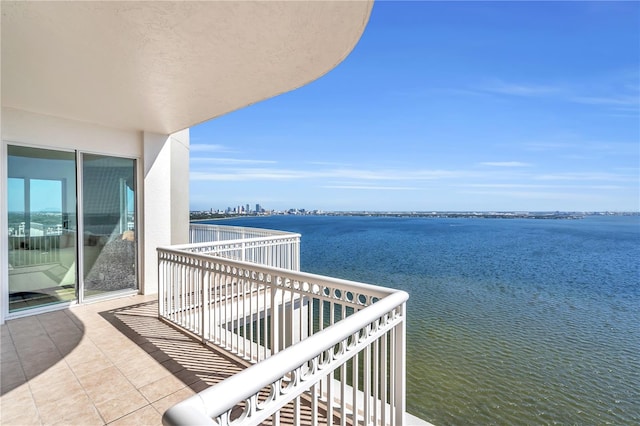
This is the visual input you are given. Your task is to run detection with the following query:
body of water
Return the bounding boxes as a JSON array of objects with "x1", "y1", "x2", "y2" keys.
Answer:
[{"x1": 203, "y1": 215, "x2": 639, "y2": 425}]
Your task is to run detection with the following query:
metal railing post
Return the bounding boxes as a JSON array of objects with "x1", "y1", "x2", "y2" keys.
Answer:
[
  {"x1": 201, "y1": 261, "x2": 208, "y2": 343},
  {"x1": 158, "y1": 251, "x2": 164, "y2": 318},
  {"x1": 393, "y1": 303, "x2": 407, "y2": 426},
  {"x1": 271, "y1": 285, "x2": 280, "y2": 355}
]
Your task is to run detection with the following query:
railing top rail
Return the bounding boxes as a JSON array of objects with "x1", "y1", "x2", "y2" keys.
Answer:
[
  {"x1": 161, "y1": 290, "x2": 409, "y2": 426},
  {"x1": 171, "y1": 233, "x2": 301, "y2": 251},
  {"x1": 190, "y1": 223, "x2": 299, "y2": 237},
  {"x1": 157, "y1": 246, "x2": 396, "y2": 298}
]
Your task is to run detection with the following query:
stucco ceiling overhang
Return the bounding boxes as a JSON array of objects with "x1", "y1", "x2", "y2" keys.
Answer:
[{"x1": 1, "y1": 1, "x2": 373, "y2": 134}]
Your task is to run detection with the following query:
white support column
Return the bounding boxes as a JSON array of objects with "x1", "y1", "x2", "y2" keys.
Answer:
[{"x1": 142, "y1": 129, "x2": 189, "y2": 295}]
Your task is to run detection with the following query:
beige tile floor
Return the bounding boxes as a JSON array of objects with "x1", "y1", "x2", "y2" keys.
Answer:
[{"x1": 0, "y1": 295, "x2": 247, "y2": 425}]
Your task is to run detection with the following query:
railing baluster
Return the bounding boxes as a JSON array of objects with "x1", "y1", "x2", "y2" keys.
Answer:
[
  {"x1": 294, "y1": 395, "x2": 301, "y2": 425},
  {"x1": 327, "y1": 369, "x2": 334, "y2": 426},
  {"x1": 213, "y1": 270, "x2": 219, "y2": 345},
  {"x1": 178, "y1": 258, "x2": 184, "y2": 326},
  {"x1": 312, "y1": 382, "x2": 319, "y2": 426},
  {"x1": 393, "y1": 306, "x2": 406, "y2": 426},
  {"x1": 319, "y1": 300, "x2": 325, "y2": 334},
  {"x1": 248, "y1": 278, "x2": 253, "y2": 361},
  {"x1": 201, "y1": 262, "x2": 206, "y2": 343},
  {"x1": 352, "y1": 348, "x2": 359, "y2": 426},
  {"x1": 241, "y1": 276, "x2": 246, "y2": 358},
  {"x1": 224, "y1": 275, "x2": 229, "y2": 349},
  {"x1": 234, "y1": 276, "x2": 239, "y2": 353},
  {"x1": 381, "y1": 330, "x2": 388, "y2": 425},
  {"x1": 263, "y1": 280, "x2": 268, "y2": 359},
  {"x1": 279, "y1": 285, "x2": 286, "y2": 352},
  {"x1": 271, "y1": 283, "x2": 279, "y2": 355},
  {"x1": 373, "y1": 336, "x2": 380, "y2": 426},
  {"x1": 255, "y1": 282, "x2": 261, "y2": 361},
  {"x1": 365, "y1": 336, "x2": 372, "y2": 425},
  {"x1": 340, "y1": 363, "x2": 347, "y2": 426},
  {"x1": 192, "y1": 260, "x2": 197, "y2": 333},
  {"x1": 158, "y1": 254, "x2": 164, "y2": 318}
]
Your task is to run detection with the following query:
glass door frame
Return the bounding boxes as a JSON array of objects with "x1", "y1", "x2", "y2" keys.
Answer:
[
  {"x1": 77, "y1": 152, "x2": 139, "y2": 304},
  {"x1": 3, "y1": 142, "x2": 79, "y2": 318},
  {"x1": 2, "y1": 141, "x2": 140, "y2": 319}
]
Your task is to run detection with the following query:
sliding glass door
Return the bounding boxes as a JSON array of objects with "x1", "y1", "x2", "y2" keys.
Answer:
[
  {"x1": 82, "y1": 154, "x2": 137, "y2": 299},
  {"x1": 6, "y1": 146, "x2": 138, "y2": 313},
  {"x1": 7, "y1": 146, "x2": 77, "y2": 312}
]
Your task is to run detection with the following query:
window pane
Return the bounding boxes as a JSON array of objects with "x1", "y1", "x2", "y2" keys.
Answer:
[
  {"x1": 82, "y1": 154, "x2": 137, "y2": 297},
  {"x1": 7, "y1": 146, "x2": 77, "y2": 312}
]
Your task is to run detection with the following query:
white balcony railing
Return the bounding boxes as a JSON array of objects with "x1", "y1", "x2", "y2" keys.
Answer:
[
  {"x1": 159, "y1": 224, "x2": 408, "y2": 425},
  {"x1": 182, "y1": 224, "x2": 301, "y2": 271},
  {"x1": 190, "y1": 223, "x2": 300, "y2": 244}
]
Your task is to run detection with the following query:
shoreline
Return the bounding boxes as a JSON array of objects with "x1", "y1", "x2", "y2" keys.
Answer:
[{"x1": 189, "y1": 211, "x2": 640, "y2": 222}]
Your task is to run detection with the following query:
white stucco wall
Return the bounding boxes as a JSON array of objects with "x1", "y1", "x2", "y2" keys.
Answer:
[{"x1": 1, "y1": 108, "x2": 142, "y2": 157}]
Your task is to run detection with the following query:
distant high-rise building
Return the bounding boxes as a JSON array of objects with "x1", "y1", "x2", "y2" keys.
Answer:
[{"x1": 256, "y1": 203, "x2": 261, "y2": 213}]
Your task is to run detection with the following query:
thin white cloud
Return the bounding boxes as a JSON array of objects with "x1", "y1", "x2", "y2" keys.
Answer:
[
  {"x1": 460, "y1": 190, "x2": 600, "y2": 201},
  {"x1": 474, "y1": 77, "x2": 639, "y2": 114},
  {"x1": 479, "y1": 81, "x2": 560, "y2": 97},
  {"x1": 307, "y1": 161, "x2": 354, "y2": 167},
  {"x1": 479, "y1": 161, "x2": 532, "y2": 167},
  {"x1": 522, "y1": 140, "x2": 638, "y2": 157},
  {"x1": 534, "y1": 172, "x2": 636, "y2": 182},
  {"x1": 571, "y1": 94, "x2": 639, "y2": 108},
  {"x1": 191, "y1": 169, "x2": 316, "y2": 181},
  {"x1": 191, "y1": 157, "x2": 277, "y2": 165},
  {"x1": 321, "y1": 185, "x2": 420, "y2": 191},
  {"x1": 190, "y1": 144, "x2": 231, "y2": 153},
  {"x1": 462, "y1": 183, "x2": 624, "y2": 190},
  {"x1": 328, "y1": 168, "x2": 472, "y2": 181},
  {"x1": 522, "y1": 141, "x2": 578, "y2": 152},
  {"x1": 190, "y1": 167, "x2": 479, "y2": 182}
]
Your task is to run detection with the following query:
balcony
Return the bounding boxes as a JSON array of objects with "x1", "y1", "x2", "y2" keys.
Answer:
[{"x1": 1, "y1": 224, "x2": 424, "y2": 425}]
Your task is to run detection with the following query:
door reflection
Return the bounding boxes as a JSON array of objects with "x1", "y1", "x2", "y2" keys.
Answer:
[
  {"x1": 7, "y1": 146, "x2": 77, "y2": 312},
  {"x1": 82, "y1": 154, "x2": 137, "y2": 298}
]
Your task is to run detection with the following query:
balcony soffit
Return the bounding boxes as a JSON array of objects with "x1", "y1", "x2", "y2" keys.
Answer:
[{"x1": 1, "y1": 1, "x2": 373, "y2": 134}]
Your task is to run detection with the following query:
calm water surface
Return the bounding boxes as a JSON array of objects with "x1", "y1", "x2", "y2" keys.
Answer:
[{"x1": 206, "y1": 215, "x2": 640, "y2": 425}]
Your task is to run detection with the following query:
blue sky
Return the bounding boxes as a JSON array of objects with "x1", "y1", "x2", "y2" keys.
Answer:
[{"x1": 190, "y1": 1, "x2": 639, "y2": 212}]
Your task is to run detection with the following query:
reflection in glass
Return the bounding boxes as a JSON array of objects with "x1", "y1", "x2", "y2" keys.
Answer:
[
  {"x1": 82, "y1": 154, "x2": 137, "y2": 297},
  {"x1": 7, "y1": 146, "x2": 77, "y2": 312}
]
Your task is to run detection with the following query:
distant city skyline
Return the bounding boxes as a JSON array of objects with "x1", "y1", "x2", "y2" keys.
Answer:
[
  {"x1": 190, "y1": 1, "x2": 640, "y2": 212},
  {"x1": 192, "y1": 201, "x2": 637, "y2": 215}
]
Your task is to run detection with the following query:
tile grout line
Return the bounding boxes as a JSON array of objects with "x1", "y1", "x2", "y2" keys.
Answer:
[
  {"x1": 78, "y1": 307, "x2": 160, "y2": 425},
  {"x1": 65, "y1": 311, "x2": 140, "y2": 426},
  {"x1": 7, "y1": 321, "x2": 44, "y2": 426},
  {"x1": 37, "y1": 312, "x2": 107, "y2": 426}
]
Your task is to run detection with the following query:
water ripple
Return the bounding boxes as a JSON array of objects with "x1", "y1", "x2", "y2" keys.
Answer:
[{"x1": 217, "y1": 215, "x2": 640, "y2": 424}]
